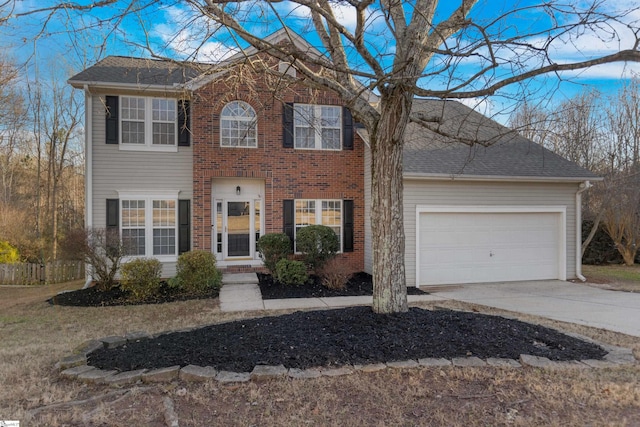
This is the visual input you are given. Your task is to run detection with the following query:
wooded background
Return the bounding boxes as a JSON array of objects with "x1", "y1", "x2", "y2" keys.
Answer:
[{"x1": 0, "y1": 56, "x2": 84, "y2": 263}]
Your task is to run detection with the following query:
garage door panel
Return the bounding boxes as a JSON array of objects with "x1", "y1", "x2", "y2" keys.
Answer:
[{"x1": 418, "y1": 211, "x2": 562, "y2": 286}]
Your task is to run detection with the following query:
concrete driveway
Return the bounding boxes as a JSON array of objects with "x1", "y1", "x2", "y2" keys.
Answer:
[{"x1": 429, "y1": 280, "x2": 640, "y2": 338}]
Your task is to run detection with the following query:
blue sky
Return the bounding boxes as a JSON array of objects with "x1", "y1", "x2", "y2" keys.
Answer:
[{"x1": 2, "y1": 0, "x2": 639, "y2": 117}]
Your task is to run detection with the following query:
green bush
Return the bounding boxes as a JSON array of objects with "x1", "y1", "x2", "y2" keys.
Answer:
[
  {"x1": 120, "y1": 258, "x2": 162, "y2": 300},
  {"x1": 257, "y1": 233, "x2": 292, "y2": 274},
  {"x1": 295, "y1": 225, "x2": 339, "y2": 273},
  {"x1": 275, "y1": 258, "x2": 308, "y2": 286},
  {"x1": 169, "y1": 250, "x2": 222, "y2": 294}
]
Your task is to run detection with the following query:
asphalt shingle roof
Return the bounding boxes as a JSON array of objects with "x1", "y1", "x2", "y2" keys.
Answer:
[
  {"x1": 371, "y1": 99, "x2": 599, "y2": 180},
  {"x1": 68, "y1": 56, "x2": 202, "y2": 87},
  {"x1": 69, "y1": 57, "x2": 598, "y2": 180}
]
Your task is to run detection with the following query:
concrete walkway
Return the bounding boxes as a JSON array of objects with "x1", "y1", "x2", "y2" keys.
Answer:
[
  {"x1": 219, "y1": 273, "x2": 443, "y2": 312},
  {"x1": 219, "y1": 273, "x2": 263, "y2": 312},
  {"x1": 429, "y1": 280, "x2": 640, "y2": 338}
]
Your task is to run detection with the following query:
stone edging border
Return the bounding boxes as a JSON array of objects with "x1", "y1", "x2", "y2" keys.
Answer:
[{"x1": 55, "y1": 329, "x2": 638, "y2": 386}]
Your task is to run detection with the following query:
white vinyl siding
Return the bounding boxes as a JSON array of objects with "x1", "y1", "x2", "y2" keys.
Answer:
[{"x1": 91, "y1": 96, "x2": 192, "y2": 277}]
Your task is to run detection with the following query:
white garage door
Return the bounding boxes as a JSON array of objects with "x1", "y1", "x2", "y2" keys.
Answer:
[{"x1": 418, "y1": 209, "x2": 564, "y2": 286}]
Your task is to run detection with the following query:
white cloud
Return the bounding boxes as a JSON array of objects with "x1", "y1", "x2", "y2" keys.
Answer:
[
  {"x1": 282, "y1": 1, "x2": 383, "y2": 34},
  {"x1": 152, "y1": 6, "x2": 236, "y2": 63},
  {"x1": 457, "y1": 97, "x2": 495, "y2": 116}
]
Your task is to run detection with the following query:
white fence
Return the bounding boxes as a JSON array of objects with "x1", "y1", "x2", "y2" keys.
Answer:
[{"x1": 0, "y1": 261, "x2": 85, "y2": 285}]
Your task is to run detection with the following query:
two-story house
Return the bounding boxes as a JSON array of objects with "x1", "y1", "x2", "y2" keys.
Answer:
[{"x1": 69, "y1": 29, "x2": 599, "y2": 288}]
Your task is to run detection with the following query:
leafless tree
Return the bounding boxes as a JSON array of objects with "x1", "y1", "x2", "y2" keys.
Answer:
[
  {"x1": 6, "y1": 0, "x2": 640, "y2": 312},
  {"x1": 0, "y1": 53, "x2": 84, "y2": 262},
  {"x1": 41, "y1": 78, "x2": 83, "y2": 260},
  {"x1": 553, "y1": 91, "x2": 606, "y2": 173},
  {"x1": 601, "y1": 79, "x2": 640, "y2": 265},
  {"x1": 62, "y1": 227, "x2": 127, "y2": 289},
  {"x1": 509, "y1": 101, "x2": 554, "y2": 149},
  {"x1": 511, "y1": 80, "x2": 640, "y2": 264}
]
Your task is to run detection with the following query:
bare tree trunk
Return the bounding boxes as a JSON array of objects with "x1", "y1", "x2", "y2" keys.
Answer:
[
  {"x1": 51, "y1": 174, "x2": 59, "y2": 260},
  {"x1": 620, "y1": 249, "x2": 636, "y2": 266},
  {"x1": 370, "y1": 89, "x2": 412, "y2": 314},
  {"x1": 581, "y1": 207, "x2": 605, "y2": 257}
]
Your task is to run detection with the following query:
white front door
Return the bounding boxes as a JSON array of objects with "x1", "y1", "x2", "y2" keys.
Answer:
[
  {"x1": 214, "y1": 198, "x2": 262, "y2": 261},
  {"x1": 212, "y1": 179, "x2": 264, "y2": 262}
]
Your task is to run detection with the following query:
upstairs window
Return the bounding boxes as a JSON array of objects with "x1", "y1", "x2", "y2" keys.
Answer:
[
  {"x1": 294, "y1": 104, "x2": 341, "y2": 150},
  {"x1": 120, "y1": 96, "x2": 177, "y2": 151},
  {"x1": 220, "y1": 101, "x2": 257, "y2": 148}
]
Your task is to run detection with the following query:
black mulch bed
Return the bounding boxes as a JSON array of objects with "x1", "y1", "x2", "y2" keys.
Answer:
[
  {"x1": 88, "y1": 306, "x2": 607, "y2": 373},
  {"x1": 258, "y1": 272, "x2": 428, "y2": 299},
  {"x1": 48, "y1": 283, "x2": 220, "y2": 307}
]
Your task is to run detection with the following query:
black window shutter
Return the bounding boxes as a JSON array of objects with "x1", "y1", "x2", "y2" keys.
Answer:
[
  {"x1": 178, "y1": 199, "x2": 191, "y2": 254},
  {"x1": 343, "y1": 200, "x2": 354, "y2": 252},
  {"x1": 106, "y1": 199, "x2": 119, "y2": 229},
  {"x1": 342, "y1": 107, "x2": 353, "y2": 150},
  {"x1": 178, "y1": 100, "x2": 190, "y2": 147},
  {"x1": 106, "y1": 199, "x2": 119, "y2": 252},
  {"x1": 105, "y1": 96, "x2": 119, "y2": 144},
  {"x1": 283, "y1": 199, "x2": 295, "y2": 250},
  {"x1": 283, "y1": 102, "x2": 294, "y2": 148}
]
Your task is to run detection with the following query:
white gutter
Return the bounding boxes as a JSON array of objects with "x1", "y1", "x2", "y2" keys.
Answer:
[
  {"x1": 575, "y1": 180, "x2": 592, "y2": 282},
  {"x1": 68, "y1": 80, "x2": 186, "y2": 92},
  {"x1": 403, "y1": 172, "x2": 603, "y2": 184},
  {"x1": 83, "y1": 85, "x2": 93, "y2": 289}
]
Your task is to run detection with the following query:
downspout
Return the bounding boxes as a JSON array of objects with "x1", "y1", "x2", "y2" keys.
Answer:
[
  {"x1": 575, "y1": 180, "x2": 592, "y2": 282},
  {"x1": 83, "y1": 85, "x2": 93, "y2": 289}
]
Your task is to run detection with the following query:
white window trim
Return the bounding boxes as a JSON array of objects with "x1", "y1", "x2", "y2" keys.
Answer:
[
  {"x1": 118, "y1": 191, "x2": 181, "y2": 262},
  {"x1": 294, "y1": 104, "x2": 342, "y2": 151},
  {"x1": 220, "y1": 101, "x2": 258, "y2": 148},
  {"x1": 294, "y1": 199, "x2": 343, "y2": 253},
  {"x1": 119, "y1": 96, "x2": 178, "y2": 152}
]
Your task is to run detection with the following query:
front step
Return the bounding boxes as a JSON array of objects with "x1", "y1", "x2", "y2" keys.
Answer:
[
  {"x1": 222, "y1": 273, "x2": 259, "y2": 285},
  {"x1": 219, "y1": 265, "x2": 266, "y2": 274}
]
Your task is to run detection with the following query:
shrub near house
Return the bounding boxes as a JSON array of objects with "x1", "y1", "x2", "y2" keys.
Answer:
[
  {"x1": 257, "y1": 233, "x2": 292, "y2": 275},
  {"x1": 168, "y1": 250, "x2": 222, "y2": 295}
]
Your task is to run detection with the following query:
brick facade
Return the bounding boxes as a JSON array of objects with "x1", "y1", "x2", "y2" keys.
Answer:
[{"x1": 191, "y1": 61, "x2": 365, "y2": 272}]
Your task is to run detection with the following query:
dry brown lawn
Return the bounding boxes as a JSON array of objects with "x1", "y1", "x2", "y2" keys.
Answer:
[{"x1": 1, "y1": 282, "x2": 639, "y2": 426}]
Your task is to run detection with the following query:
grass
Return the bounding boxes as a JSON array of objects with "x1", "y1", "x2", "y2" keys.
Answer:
[
  {"x1": 1, "y1": 282, "x2": 639, "y2": 426},
  {"x1": 582, "y1": 264, "x2": 640, "y2": 293}
]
